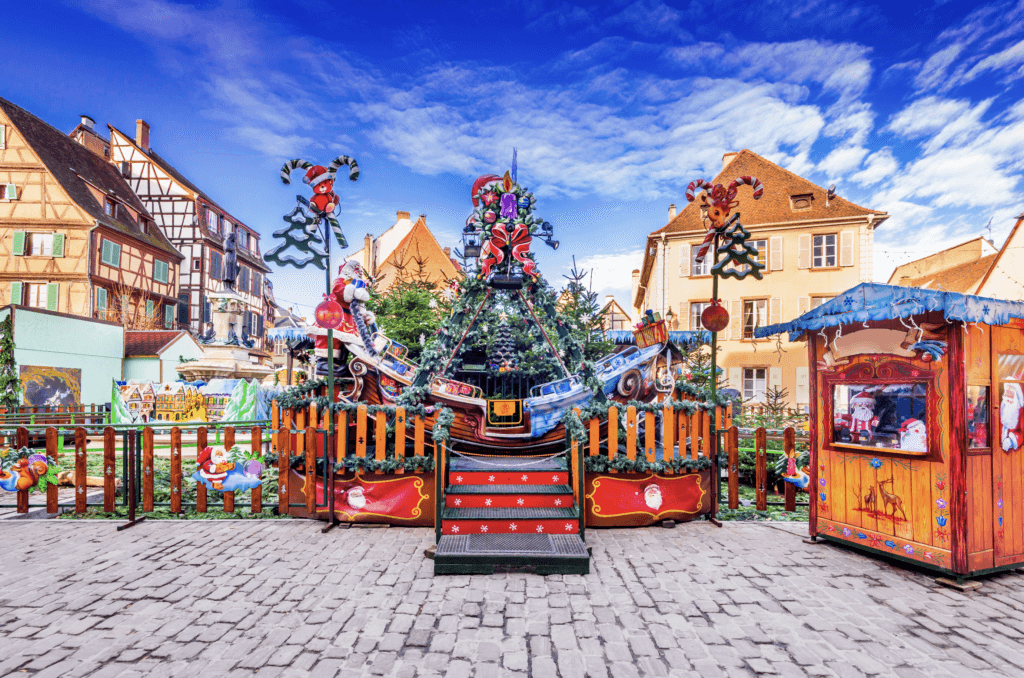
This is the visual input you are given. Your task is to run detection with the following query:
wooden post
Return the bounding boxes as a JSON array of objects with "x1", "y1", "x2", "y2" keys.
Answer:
[
  {"x1": 807, "y1": 338, "x2": 819, "y2": 537},
  {"x1": 608, "y1": 406, "x2": 618, "y2": 471},
  {"x1": 337, "y1": 411, "x2": 348, "y2": 469},
  {"x1": 223, "y1": 426, "x2": 235, "y2": 513},
  {"x1": 103, "y1": 427, "x2": 116, "y2": 512},
  {"x1": 644, "y1": 411, "x2": 656, "y2": 464},
  {"x1": 395, "y1": 407, "x2": 406, "y2": 475},
  {"x1": 45, "y1": 427, "x2": 58, "y2": 514},
  {"x1": 278, "y1": 426, "x2": 290, "y2": 515},
  {"x1": 571, "y1": 408, "x2": 581, "y2": 507},
  {"x1": 305, "y1": 426, "x2": 317, "y2": 514},
  {"x1": 588, "y1": 417, "x2": 599, "y2": 459},
  {"x1": 414, "y1": 415, "x2": 425, "y2": 464},
  {"x1": 784, "y1": 427, "x2": 796, "y2": 512},
  {"x1": 728, "y1": 426, "x2": 739, "y2": 509},
  {"x1": 75, "y1": 427, "x2": 88, "y2": 513},
  {"x1": 689, "y1": 411, "x2": 700, "y2": 459},
  {"x1": 625, "y1": 406, "x2": 637, "y2": 462},
  {"x1": 948, "y1": 322, "x2": 968, "y2": 575},
  {"x1": 170, "y1": 428, "x2": 182, "y2": 514},
  {"x1": 662, "y1": 405, "x2": 674, "y2": 473},
  {"x1": 196, "y1": 427, "x2": 208, "y2": 514},
  {"x1": 251, "y1": 426, "x2": 263, "y2": 514},
  {"x1": 142, "y1": 427, "x2": 155, "y2": 512},
  {"x1": 375, "y1": 411, "x2": 387, "y2": 475},
  {"x1": 755, "y1": 427, "x2": 767, "y2": 511},
  {"x1": 435, "y1": 438, "x2": 446, "y2": 544}
]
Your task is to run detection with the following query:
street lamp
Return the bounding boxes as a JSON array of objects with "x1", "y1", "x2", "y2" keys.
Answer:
[{"x1": 665, "y1": 306, "x2": 676, "y2": 330}]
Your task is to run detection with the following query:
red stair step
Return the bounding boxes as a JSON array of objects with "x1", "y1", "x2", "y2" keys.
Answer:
[
  {"x1": 450, "y1": 471, "x2": 568, "y2": 485},
  {"x1": 441, "y1": 519, "x2": 580, "y2": 535},
  {"x1": 446, "y1": 494, "x2": 573, "y2": 508}
]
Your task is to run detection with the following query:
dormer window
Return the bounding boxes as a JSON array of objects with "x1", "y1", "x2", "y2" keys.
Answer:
[
  {"x1": 790, "y1": 193, "x2": 813, "y2": 211},
  {"x1": 105, "y1": 199, "x2": 117, "y2": 218},
  {"x1": 206, "y1": 208, "x2": 218, "y2": 233}
]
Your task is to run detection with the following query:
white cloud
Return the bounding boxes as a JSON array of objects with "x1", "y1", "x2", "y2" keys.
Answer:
[
  {"x1": 850, "y1": 148, "x2": 898, "y2": 186},
  {"x1": 962, "y1": 38, "x2": 1024, "y2": 83},
  {"x1": 914, "y1": 44, "x2": 963, "y2": 90},
  {"x1": 571, "y1": 249, "x2": 644, "y2": 302},
  {"x1": 818, "y1": 146, "x2": 868, "y2": 179},
  {"x1": 888, "y1": 96, "x2": 972, "y2": 137},
  {"x1": 604, "y1": 0, "x2": 686, "y2": 37}
]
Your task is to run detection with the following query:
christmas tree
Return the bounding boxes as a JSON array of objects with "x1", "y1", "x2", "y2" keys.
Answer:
[
  {"x1": 264, "y1": 206, "x2": 328, "y2": 270},
  {"x1": 557, "y1": 258, "x2": 615, "y2": 362},
  {"x1": 711, "y1": 221, "x2": 765, "y2": 280},
  {"x1": 0, "y1": 314, "x2": 19, "y2": 410}
]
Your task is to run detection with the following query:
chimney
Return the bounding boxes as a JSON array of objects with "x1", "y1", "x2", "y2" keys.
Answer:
[
  {"x1": 396, "y1": 210, "x2": 411, "y2": 221},
  {"x1": 419, "y1": 214, "x2": 427, "y2": 224},
  {"x1": 722, "y1": 151, "x2": 738, "y2": 170},
  {"x1": 899, "y1": 275, "x2": 911, "y2": 286},
  {"x1": 631, "y1": 269, "x2": 641, "y2": 317},
  {"x1": 443, "y1": 247, "x2": 451, "y2": 259},
  {"x1": 80, "y1": 115, "x2": 95, "y2": 131},
  {"x1": 136, "y1": 119, "x2": 150, "y2": 151},
  {"x1": 668, "y1": 204, "x2": 676, "y2": 221},
  {"x1": 364, "y1": 234, "x2": 373, "y2": 275}
]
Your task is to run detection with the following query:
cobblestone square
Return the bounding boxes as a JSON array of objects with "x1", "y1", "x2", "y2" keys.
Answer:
[{"x1": 2, "y1": 519, "x2": 1023, "y2": 677}]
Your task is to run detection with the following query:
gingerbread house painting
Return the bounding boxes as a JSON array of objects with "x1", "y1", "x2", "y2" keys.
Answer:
[{"x1": 757, "y1": 282, "x2": 1024, "y2": 579}]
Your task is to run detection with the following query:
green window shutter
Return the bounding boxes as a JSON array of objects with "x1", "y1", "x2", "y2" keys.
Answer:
[
  {"x1": 12, "y1": 231, "x2": 25, "y2": 256},
  {"x1": 146, "y1": 300, "x2": 154, "y2": 318},
  {"x1": 154, "y1": 259, "x2": 168, "y2": 284},
  {"x1": 3, "y1": 184, "x2": 15, "y2": 200},
  {"x1": 52, "y1": 233, "x2": 65, "y2": 258},
  {"x1": 165, "y1": 304, "x2": 174, "y2": 329},
  {"x1": 46, "y1": 283, "x2": 58, "y2": 311},
  {"x1": 97, "y1": 288, "x2": 107, "y2": 312},
  {"x1": 101, "y1": 239, "x2": 111, "y2": 265},
  {"x1": 113, "y1": 243, "x2": 121, "y2": 267},
  {"x1": 10, "y1": 281, "x2": 22, "y2": 305}
]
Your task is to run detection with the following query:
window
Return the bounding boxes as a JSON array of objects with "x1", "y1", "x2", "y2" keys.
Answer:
[
  {"x1": 101, "y1": 239, "x2": 121, "y2": 267},
  {"x1": 165, "y1": 304, "x2": 174, "y2": 329},
  {"x1": 691, "y1": 245, "x2": 710, "y2": 276},
  {"x1": 96, "y1": 288, "x2": 108, "y2": 319},
  {"x1": 154, "y1": 259, "x2": 169, "y2": 284},
  {"x1": 690, "y1": 302, "x2": 710, "y2": 333},
  {"x1": 26, "y1": 283, "x2": 47, "y2": 310},
  {"x1": 0, "y1": 125, "x2": 5, "y2": 149},
  {"x1": 178, "y1": 292, "x2": 190, "y2": 325},
  {"x1": 750, "y1": 240, "x2": 767, "y2": 268},
  {"x1": 27, "y1": 233, "x2": 53, "y2": 256},
  {"x1": 210, "y1": 251, "x2": 222, "y2": 280},
  {"x1": 742, "y1": 299, "x2": 768, "y2": 340},
  {"x1": 237, "y1": 229, "x2": 247, "y2": 251},
  {"x1": 207, "y1": 209, "x2": 218, "y2": 232},
  {"x1": 239, "y1": 267, "x2": 250, "y2": 292},
  {"x1": 252, "y1": 272, "x2": 262, "y2": 296},
  {"x1": 192, "y1": 258, "x2": 201, "y2": 271},
  {"x1": 743, "y1": 368, "x2": 767, "y2": 402},
  {"x1": 790, "y1": 193, "x2": 813, "y2": 211},
  {"x1": 811, "y1": 296, "x2": 833, "y2": 309},
  {"x1": 146, "y1": 300, "x2": 154, "y2": 318},
  {"x1": 968, "y1": 385, "x2": 990, "y2": 449},
  {"x1": 2, "y1": 183, "x2": 15, "y2": 200},
  {"x1": 104, "y1": 199, "x2": 116, "y2": 217},
  {"x1": 812, "y1": 234, "x2": 837, "y2": 268},
  {"x1": 833, "y1": 383, "x2": 928, "y2": 452}
]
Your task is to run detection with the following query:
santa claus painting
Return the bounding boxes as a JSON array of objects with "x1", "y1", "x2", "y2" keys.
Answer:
[{"x1": 1001, "y1": 382, "x2": 1024, "y2": 452}]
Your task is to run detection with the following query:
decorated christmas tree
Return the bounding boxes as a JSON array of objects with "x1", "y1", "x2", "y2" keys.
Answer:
[{"x1": 0, "y1": 314, "x2": 19, "y2": 410}]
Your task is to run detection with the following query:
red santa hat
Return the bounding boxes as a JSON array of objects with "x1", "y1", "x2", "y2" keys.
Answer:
[
  {"x1": 899, "y1": 418, "x2": 925, "y2": 433},
  {"x1": 1005, "y1": 381, "x2": 1024, "y2": 404},
  {"x1": 303, "y1": 165, "x2": 333, "y2": 188},
  {"x1": 197, "y1": 446, "x2": 213, "y2": 467},
  {"x1": 851, "y1": 391, "x2": 875, "y2": 406}
]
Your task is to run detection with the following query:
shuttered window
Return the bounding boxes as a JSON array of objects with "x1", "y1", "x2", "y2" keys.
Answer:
[
  {"x1": 769, "y1": 236, "x2": 783, "y2": 271},
  {"x1": 678, "y1": 244, "x2": 690, "y2": 277},
  {"x1": 252, "y1": 272, "x2": 262, "y2": 296},
  {"x1": 240, "y1": 267, "x2": 250, "y2": 292},
  {"x1": 210, "y1": 252, "x2": 222, "y2": 280},
  {"x1": 12, "y1": 231, "x2": 25, "y2": 256},
  {"x1": 165, "y1": 304, "x2": 174, "y2": 329},
  {"x1": 10, "y1": 282, "x2": 22, "y2": 305},
  {"x1": 52, "y1": 233, "x2": 64, "y2": 257},
  {"x1": 203, "y1": 301, "x2": 211, "y2": 324},
  {"x1": 46, "y1": 283, "x2": 58, "y2": 311},
  {"x1": 96, "y1": 288, "x2": 107, "y2": 318},
  {"x1": 797, "y1": 234, "x2": 810, "y2": 269},
  {"x1": 154, "y1": 259, "x2": 169, "y2": 284},
  {"x1": 146, "y1": 300, "x2": 154, "y2": 318},
  {"x1": 101, "y1": 239, "x2": 121, "y2": 267},
  {"x1": 178, "y1": 293, "x2": 190, "y2": 325},
  {"x1": 0, "y1": 125, "x2": 5, "y2": 149},
  {"x1": 840, "y1": 230, "x2": 855, "y2": 266}
]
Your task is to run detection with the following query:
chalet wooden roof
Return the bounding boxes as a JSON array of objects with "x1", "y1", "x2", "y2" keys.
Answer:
[
  {"x1": 124, "y1": 330, "x2": 196, "y2": 357},
  {"x1": 0, "y1": 97, "x2": 182, "y2": 260},
  {"x1": 635, "y1": 149, "x2": 888, "y2": 306},
  {"x1": 107, "y1": 124, "x2": 270, "y2": 273}
]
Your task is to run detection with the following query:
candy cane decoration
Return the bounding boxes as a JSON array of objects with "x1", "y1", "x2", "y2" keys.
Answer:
[
  {"x1": 728, "y1": 175, "x2": 763, "y2": 200},
  {"x1": 280, "y1": 159, "x2": 313, "y2": 185},
  {"x1": 686, "y1": 179, "x2": 715, "y2": 203},
  {"x1": 328, "y1": 155, "x2": 360, "y2": 182},
  {"x1": 471, "y1": 174, "x2": 503, "y2": 207}
]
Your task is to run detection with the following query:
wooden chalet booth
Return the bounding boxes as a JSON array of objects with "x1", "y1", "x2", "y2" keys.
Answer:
[{"x1": 756, "y1": 282, "x2": 1024, "y2": 579}]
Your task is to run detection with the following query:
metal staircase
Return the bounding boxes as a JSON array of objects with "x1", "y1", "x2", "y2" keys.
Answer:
[{"x1": 434, "y1": 453, "x2": 590, "y2": 575}]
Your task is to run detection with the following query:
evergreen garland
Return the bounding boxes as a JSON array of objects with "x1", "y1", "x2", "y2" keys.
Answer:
[
  {"x1": 0, "y1": 315, "x2": 20, "y2": 410},
  {"x1": 583, "y1": 454, "x2": 713, "y2": 474}
]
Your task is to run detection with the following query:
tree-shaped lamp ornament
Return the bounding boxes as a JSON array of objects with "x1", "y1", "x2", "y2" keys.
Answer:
[
  {"x1": 270, "y1": 154, "x2": 360, "y2": 533},
  {"x1": 685, "y1": 174, "x2": 765, "y2": 405}
]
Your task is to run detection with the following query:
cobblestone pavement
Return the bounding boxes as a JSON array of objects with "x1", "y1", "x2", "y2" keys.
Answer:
[{"x1": 2, "y1": 520, "x2": 1024, "y2": 678}]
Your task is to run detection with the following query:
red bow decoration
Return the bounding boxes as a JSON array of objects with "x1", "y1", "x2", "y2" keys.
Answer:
[{"x1": 480, "y1": 223, "x2": 536, "y2": 278}]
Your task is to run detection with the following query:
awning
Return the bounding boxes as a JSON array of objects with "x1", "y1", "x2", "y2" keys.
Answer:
[{"x1": 605, "y1": 329, "x2": 710, "y2": 347}]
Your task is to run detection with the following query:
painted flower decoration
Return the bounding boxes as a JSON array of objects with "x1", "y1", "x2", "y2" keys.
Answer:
[
  {"x1": 936, "y1": 516, "x2": 947, "y2": 527},
  {"x1": 903, "y1": 544, "x2": 915, "y2": 555},
  {"x1": 820, "y1": 493, "x2": 827, "y2": 502},
  {"x1": 842, "y1": 528, "x2": 852, "y2": 537},
  {"x1": 998, "y1": 499, "x2": 1004, "y2": 509},
  {"x1": 936, "y1": 498, "x2": 947, "y2": 509},
  {"x1": 819, "y1": 464, "x2": 825, "y2": 472},
  {"x1": 819, "y1": 478, "x2": 827, "y2": 487},
  {"x1": 857, "y1": 533, "x2": 867, "y2": 540},
  {"x1": 924, "y1": 552, "x2": 933, "y2": 560},
  {"x1": 821, "y1": 503, "x2": 830, "y2": 513},
  {"x1": 936, "y1": 480, "x2": 946, "y2": 491},
  {"x1": 884, "y1": 540, "x2": 897, "y2": 549},
  {"x1": 870, "y1": 458, "x2": 882, "y2": 469}
]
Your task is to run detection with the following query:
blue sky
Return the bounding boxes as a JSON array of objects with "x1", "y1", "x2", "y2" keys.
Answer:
[{"x1": 5, "y1": 1, "x2": 1024, "y2": 318}]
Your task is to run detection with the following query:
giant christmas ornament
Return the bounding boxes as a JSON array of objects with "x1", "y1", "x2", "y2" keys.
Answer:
[
  {"x1": 315, "y1": 295, "x2": 345, "y2": 330},
  {"x1": 686, "y1": 175, "x2": 764, "y2": 265},
  {"x1": 700, "y1": 299, "x2": 729, "y2": 333}
]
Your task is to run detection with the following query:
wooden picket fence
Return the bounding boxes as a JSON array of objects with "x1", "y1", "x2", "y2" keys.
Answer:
[
  {"x1": 0, "y1": 404, "x2": 109, "y2": 428},
  {"x1": 721, "y1": 426, "x2": 804, "y2": 512}
]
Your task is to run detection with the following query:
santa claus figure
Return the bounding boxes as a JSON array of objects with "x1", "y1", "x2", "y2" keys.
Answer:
[
  {"x1": 346, "y1": 486, "x2": 367, "y2": 510},
  {"x1": 303, "y1": 165, "x2": 340, "y2": 215},
  {"x1": 643, "y1": 484, "x2": 663, "y2": 511},
  {"x1": 849, "y1": 391, "x2": 879, "y2": 441},
  {"x1": 1001, "y1": 382, "x2": 1024, "y2": 452},
  {"x1": 899, "y1": 418, "x2": 928, "y2": 453},
  {"x1": 197, "y1": 446, "x2": 234, "y2": 491}
]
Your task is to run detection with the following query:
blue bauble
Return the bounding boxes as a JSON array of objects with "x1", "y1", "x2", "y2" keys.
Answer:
[{"x1": 517, "y1": 196, "x2": 530, "y2": 209}]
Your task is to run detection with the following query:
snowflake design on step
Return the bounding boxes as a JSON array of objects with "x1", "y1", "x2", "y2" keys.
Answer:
[
  {"x1": 455, "y1": 475, "x2": 463, "y2": 483},
  {"x1": 521, "y1": 474, "x2": 529, "y2": 481},
  {"x1": 554, "y1": 499, "x2": 562, "y2": 506},
  {"x1": 536, "y1": 525, "x2": 545, "y2": 533},
  {"x1": 454, "y1": 498, "x2": 461, "y2": 506},
  {"x1": 552, "y1": 475, "x2": 561, "y2": 483},
  {"x1": 485, "y1": 498, "x2": 492, "y2": 506},
  {"x1": 510, "y1": 523, "x2": 518, "y2": 531},
  {"x1": 517, "y1": 498, "x2": 525, "y2": 506},
  {"x1": 488, "y1": 475, "x2": 496, "y2": 482},
  {"x1": 451, "y1": 525, "x2": 459, "y2": 533},
  {"x1": 481, "y1": 525, "x2": 488, "y2": 533},
  {"x1": 565, "y1": 523, "x2": 574, "y2": 531}
]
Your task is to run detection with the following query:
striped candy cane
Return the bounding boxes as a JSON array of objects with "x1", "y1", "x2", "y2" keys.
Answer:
[
  {"x1": 280, "y1": 159, "x2": 313, "y2": 185},
  {"x1": 728, "y1": 175, "x2": 764, "y2": 200},
  {"x1": 328, "y1": 155, "x2": 360, "y2": 182},
  {"x1": 686, "y1": 179, "x2": 715, "y2": 202}
]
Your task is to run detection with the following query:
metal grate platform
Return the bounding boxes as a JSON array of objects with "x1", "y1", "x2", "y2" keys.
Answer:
[
  {"x1": 437, "y1": 533, "x2": 588, "y2": 557},
  {"x1": 449, "y1": 455, "x2": 567, "y2": 472},
  {"x1": 447, "y1": 484, "x2": 574, "y2": 495},
  {"x1": 443, "y1": 506, "x2": 578, "y2": 520}
]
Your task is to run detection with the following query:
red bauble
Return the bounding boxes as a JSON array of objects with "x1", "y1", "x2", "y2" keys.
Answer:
[
  {"x1": 315, "y1": 298, "x2": 345, "y2": 330},
  {"x1": 701, "y1": 300, "x2": 729, "y2": 333}
]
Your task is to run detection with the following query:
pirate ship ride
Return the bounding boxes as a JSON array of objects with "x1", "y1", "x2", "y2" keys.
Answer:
[{"x1": 292, "y1": 160, "x2": 700, "y2": 453}]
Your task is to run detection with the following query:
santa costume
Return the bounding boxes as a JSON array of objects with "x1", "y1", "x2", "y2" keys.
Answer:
[{"x1": 1001, "y1": 382, "x2": 1024, "y2": 452}]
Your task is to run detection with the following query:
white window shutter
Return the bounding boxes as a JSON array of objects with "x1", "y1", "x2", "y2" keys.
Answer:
[
  {"x1": 769, "y1": 236, "x2": 783, "y2": 271},
  {"x1": 681, "y1": 303, "x2": 689, "y2": 331},
  {"x1": 768, "y1": 367, "x2": 783, "y2": 391},
  {"x1": 798, "y1": 297, "x2": 810, "y2": 318},
  {"x1": 798, "y1": 234, "x2": 810, "y2": 269},
  {"x1": 840, "y1": 230, "x2": 854, "y2": 267},
  {"x1": 679, "y1": 243, "x2": 690, "y2": 277},
  {"x1": 729, "y1": 367, "x2": 742, "y2": 390},
  {"x1": 770, "y1": 298, "x2": 781, "y2": 326},
  {"x1": 730, "y1": 301, "x2": 742, "y2": 341},
  {"x1": 0, "y1": 125, "x2": 5, "y2": 150},
  {"x1": 795, "y1": 366, "x2": 809, "y2": 404}
]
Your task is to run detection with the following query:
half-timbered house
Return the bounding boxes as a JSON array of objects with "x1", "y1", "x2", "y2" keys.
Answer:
[
  {"x1": 106, "y1": 121, "x2": 271, "y2": 350},
  {"x1": 0, "y1": 99, "x2": 183, "y2": 326}
]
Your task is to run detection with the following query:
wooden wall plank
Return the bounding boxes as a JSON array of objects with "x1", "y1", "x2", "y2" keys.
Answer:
[
  {"x1": 728, "y1": 426, "x2": 739, "y2": 509},
  {"x1": 305, "y1": 426, "x2": 317, "y2": 514},
  {"x1": 223, "y1": 426, "x2": 235, "y2": 513},
  {"x1": 662, "y1": 406, "x2": 674, "y2": 471},
  {"x1": 75, "y1": 427, "x2": 87, "y2": 513},
  {"x1": 45, "y1": 427, "x2": 58, "y2": 514},
  {"x1": 278, "y1": 426, "x2": 290, "y2": 515},
  {"x1": 103, "y1": 427, "x2": 116, "y2": 512},
  {"x1": 644, "y1": 411, "x2": 656, "y2": 463},
  {"x1": 395, "y1": 407, "x2": 406, "y2": 475},
  {"x1": 608, "y1": 407, "x2": 618, "y2": 471},
  {"x1": 375, "y1": 412, "x2": 387, "y2": 475},
  {"x1": 893, "y1": 458, "x2": 915, "y2": 543},
  {"x1": 625, "y1": 406, "x2": 637, "y2": 462},
  {"x1": 589, "y1": 418, "x2": 599, "y2": 458},
  {"x1": 755, "y1": 428, "x2": 767, "y2": 511},
  {"x1": 356, "y1": 405, "x2": 368, "y2": 461},
  {"x1": 413, "y1": 414, "x2": 424, "y2": 464},
  {"x1": 142, "y1": 427, "x2": 154, "y2": 513},
  {"x1": 196, "y1": 427, "x2": 208, "y2": 514},
  {"x1": 251, "y1": 427, "x2": 262, "y2": 514}
]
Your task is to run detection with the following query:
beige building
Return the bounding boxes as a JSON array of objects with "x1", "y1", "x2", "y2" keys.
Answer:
[
  {"x1": 346, "y1": 211, "x2": 462, "y2": 294},
  {"x1": 632, "y1": 149, "x2": 888, "y2": 407},
  {"x1": 600, "y1": 296, "x2": 631, "y2": 331},
  {"x1": 887, "y1": 215, "x2": 1024, "y2": 299}
]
